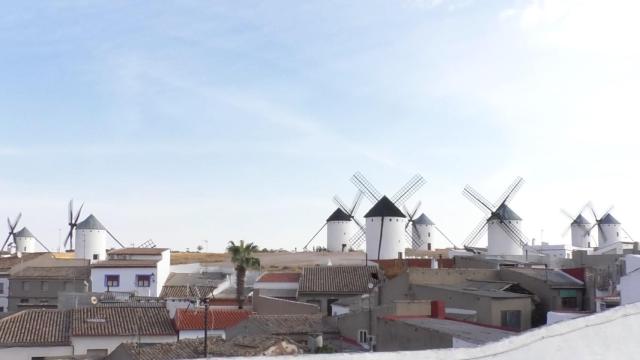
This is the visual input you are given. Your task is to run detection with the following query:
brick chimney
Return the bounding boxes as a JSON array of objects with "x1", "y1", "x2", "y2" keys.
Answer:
[{"x1": 430, "y1": 300, "x2": 445, "y2": 319}]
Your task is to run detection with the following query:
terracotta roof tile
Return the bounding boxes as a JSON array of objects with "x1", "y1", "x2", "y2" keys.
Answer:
[
  {"x1": 0, "y1": 309, "x2": 70, "y2": 346},
  {"x1": 160, "y1": 285, "x2": 216, "y2": 299},
  {"x1": 174, "y1": 309, "x2": 251, "y2": 331},
  {"x1": 72, "y1": 307, "x2": 175, "y2": 336},
  {"x1": 298, "y1": 265, "x2": 379, "y2": 295},
  {"x1": 256, "y1": 272, "x2": 301, "y2": 283}
]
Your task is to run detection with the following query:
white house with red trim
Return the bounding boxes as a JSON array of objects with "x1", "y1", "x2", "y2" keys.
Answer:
[{"x1": 90, "y1": 248, "x2": 170, "y2": 297}]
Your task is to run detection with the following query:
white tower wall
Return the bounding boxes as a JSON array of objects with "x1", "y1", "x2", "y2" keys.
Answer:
[
  {"x1": 14, "y1": 236, "x2": 36, "y2": 253},
  {"x1": 487, "y1": 220, "x2": 523, "y2": 256},
  {"x1": 326, "y1": 221, "x2": 353, "y2": 252},
  {"x1": 75, "y1": 229, "x2": 107, "y2": 262},
  {"x1": 366, "y1": 217, "x2": 406, "y2": 260},
  {"x1": 571, "y1": 224, "x2": 592, "y2": 248},
  {"x1": 412, "y1": 224, "x2": 435, "y2": 251},
  {"x1": 598, "y1": 224, "x2": 621, "y2": 247}
]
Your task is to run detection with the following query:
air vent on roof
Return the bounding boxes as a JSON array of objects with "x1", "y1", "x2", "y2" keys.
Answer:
[{"x1": 86, "y1": 318, "x2": 106, "y2": 323}]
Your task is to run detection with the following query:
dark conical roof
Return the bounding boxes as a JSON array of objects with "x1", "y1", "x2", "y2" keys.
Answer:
[
  {"x1": 600, "y1": 213, "x2": 621, "y2": 225},
  {"x1": 414, "y1": 213, "x2": 435, "y2": 225},
  {"x1": 572, "y1": 214, "x2": 591, "y2": 225},
  {"x1": 77, "y1": 214, "x2": 106, "y2": 230},
  {"x1": 14, "y1": 227, "x2": 35, "y2": 238},
  {"x1": 488, "y1": 204, "x2": 522, "y2": 221},
  {"x1": 326, "y1": 208, "x2": 352, "y2": 222},
  {"x1": 364, "y1": 196, "x2": 406, "y2": 218}
]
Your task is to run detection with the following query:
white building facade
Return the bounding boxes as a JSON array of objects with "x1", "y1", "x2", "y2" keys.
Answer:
[
  {"x1": 364, "y1": 196, "x2": 407, "y2": 260},
  {"x1": 326, "y1": 208, "x2": 354, "y2": 252}
]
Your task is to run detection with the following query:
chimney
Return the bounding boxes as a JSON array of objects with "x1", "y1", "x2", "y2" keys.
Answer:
[{"x1": 430, "y1": 300, "x2": 445, "y2": 319}]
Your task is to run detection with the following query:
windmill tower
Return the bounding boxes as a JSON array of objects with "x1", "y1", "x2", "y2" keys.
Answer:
[
  {"x1": 303, "y1": 191, "x2": 364, "y2": 252},
  {"x1": 14, "y1": 227, "x2": 37, "y2": 253},
  {"x1": 349, "y1": 172, "x2": 425, "y2": 260},
  {"x1": 463, "y1": 177, "x2": 528, "y2": 256},
  {"x1": 74, "y1": 214, "x2": 125, "y2": 262},
  {"x1": 412, "y1": 214, "x2": 436, "y2": 251},
  {"x1": 561, "y1": 204, "x2": 592, "y2": 248},
  {"x1": 1, "y1": 213, "x2": 50, "y2": 254},
  {"x1": 588, "y1": 206, "x2": 623, "y2": 247},
  {"x1": 326, "y1": 191, "x2": 364, "y2": 252}
]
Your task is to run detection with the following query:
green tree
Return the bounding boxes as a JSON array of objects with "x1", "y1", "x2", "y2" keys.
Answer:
[{"x1": 226, "y1": 240, "x2": 260, "y2": 309}]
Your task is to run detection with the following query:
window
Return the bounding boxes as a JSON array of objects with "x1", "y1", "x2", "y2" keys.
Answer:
[
  {"x1": 427, "y1": 243, "x2": 432, "y2": 251},
  {"x1": 0, "y1": 306, "x2": 4, "y2": 312},
  {"x1": 22, "y1": 281, "x2": 30, "y2": 291},
  {"x1": 0, "y1": 283, "x2": 4, "y2": 294},
  {"x1": 93, "y1": 254, "x2": 99, "y2": 260},
  {"x1": 136, "y1": 275, "x2": 151, "y2": 287},
  {"x1": 327, "y1": 298, "x2": 338, "y2": 316},
  {"x1": 562, "y1": 297, "x2": 578, "y2": 309},
  {"x1": 20, "y1": 298, "x2": 29, "y2": 303},
  {"x1": 41, "y1": 281, "x2": 48, "y2": 292},
  {"x1": 501, "y1": 310, "x2": 521, "y2": 331},
  {"x1": 358, "y1": 329, "x2": 368, "y2": 344},
  {"x1": 105, "y1": 275, "x2": 120, "y2": 288}
]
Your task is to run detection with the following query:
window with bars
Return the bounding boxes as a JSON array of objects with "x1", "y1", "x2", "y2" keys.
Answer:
[
  {"x1": 105, "y1": 275, "x2": 120, "y2": 288},
  {"x1": 136, "y1": 275, "x2": 151, "y2": 287}
]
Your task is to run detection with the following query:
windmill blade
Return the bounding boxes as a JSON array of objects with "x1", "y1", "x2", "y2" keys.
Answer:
[
  {"x1": 12, "y1": 213, "x2": 22, "y2": 230},
  {"x1": 68, "y1": 200, "x2": 75, "y2": 223},
  {"x1": 621, "y1": 228, "x2": 634, "y2": 241},
  {"x1": 391, "y1": 174, "x2": 426, "y2": 207},
  {"x1": 303, "y1": 222, "x2": 327, "y2": 250},
  {"x1": 561, "y1": 224, "x2": 572, "y2": 238},
  {"x1": 597, "y1": 223, "x2": 609, "y2": 245},
  {"x1": 560, "y1": 209, "x2": 575, "y2": 222},
  {"x1": 105, "y1": 229, "x2": 125, "y2": 248},
  {"x1": 353, "y1": 218, "x2": 366, "y2": 232},
  {"x1": 435, "y1": 225, "x2": 458, "y2": 249},
  {"x1": 409, "y1": 201, "x2": 422, "y2": 219},
  {"x1": 463, "y1": 218, "x2": 489, "y2": 247},
  {"x1": 64, "y1": 227, "x2": 74, "y2": 248},
  {"x1": 333, "y1": 195, "x2": 350, "y2": 214},
  {"x1": 463, "y1": 186, "x2": 494, "y2": 215},
  {"x1": 494, "y1": 177, "x2": 524, "y2": 208},
  {"x1": 1, "y1": 233, "x2": 12, "y2": 252},
  {"x1": 349, "y1": 191, "x2": 364, "y2": 216},
  {"x1": 411, "y1": 221, "x2": 424, "y2": 248},
  {"x1": 74, "y1": 203, "x2": 85, "y2": 224},
  {"x1": 350, "y1": 172, "x2": 382, "y2": 204},
  {"x1": 348, "y1": 228, "x2": 365, "y2": 248},
  {"x1": 600, "y1": 205, "x2": 615, "y2": 220},
  {"x1": 498, "y1": 221, "x2": 528, "y2": 248},
  {"x1": 32, "y1": 235, "x2": 51, "y2": 253},
  {"x1": 405, "y1": 229, "x2": 422, "y2": 249}
]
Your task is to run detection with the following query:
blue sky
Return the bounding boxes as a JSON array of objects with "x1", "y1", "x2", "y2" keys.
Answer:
[{"x1": 1, "y1": 0, "x2": 639, "y2": 251}]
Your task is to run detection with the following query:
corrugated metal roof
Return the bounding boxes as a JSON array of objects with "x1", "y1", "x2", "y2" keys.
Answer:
[{"x1": 76, "y1": 214, "x2": 106, "y2": 231}]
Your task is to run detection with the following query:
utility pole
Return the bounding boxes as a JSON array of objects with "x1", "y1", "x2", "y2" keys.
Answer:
[{"x1": 204, "y1": 298, "x2": 209, "y2": 359}]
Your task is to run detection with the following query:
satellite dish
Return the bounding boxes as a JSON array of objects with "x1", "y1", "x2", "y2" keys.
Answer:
[{"x1": 90, "y1": 296, "x2": 98, "y2": 305}]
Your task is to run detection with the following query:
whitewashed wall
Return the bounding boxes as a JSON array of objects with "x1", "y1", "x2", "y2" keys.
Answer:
[
  {"x1": 0, "y1": 346, "x2": 73, "y2": 360},
  {"x1": 179, "y1": 329, "x2": 226, "y2": 340},
  {"x1": 0, "y1": 276, "x2": 9, "y2": 312},
  {"x1": 71, "y1": 335, "x2": 177, "y2": 355},
  {"x1": 90, "y1": 267, "x2": 159, "y2": 296}
]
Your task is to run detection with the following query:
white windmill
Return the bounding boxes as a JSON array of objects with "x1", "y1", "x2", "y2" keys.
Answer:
[
  {"x1": 462, "y1": 177, "x2": 529, "y2": 256},
  {"x1": 561, "y1": 203, "x2": 593, "y2": 248},
  {"x1": 587, "y1": 205, "x2": 633, "y2": 247},
  {"x1": 349, "y1": 172, "x2": 425, "y2": 260},
  {"x1": 303, "y1": 191, "x2": 365, "y2": 252},
  {"x1": 65, "y1": 200, "x2": 125, "y2": 262},
  {"x1": 404, "y1": 203, "x2": 456, "y2": 251},
  {"x1": 1, "y1": 213, "x2": 50, "y2": 254}
]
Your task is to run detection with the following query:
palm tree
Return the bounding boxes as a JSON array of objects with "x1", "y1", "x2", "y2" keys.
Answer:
[{"x1": 226, "y1": 240, "x2": 260, "y2": 309}]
